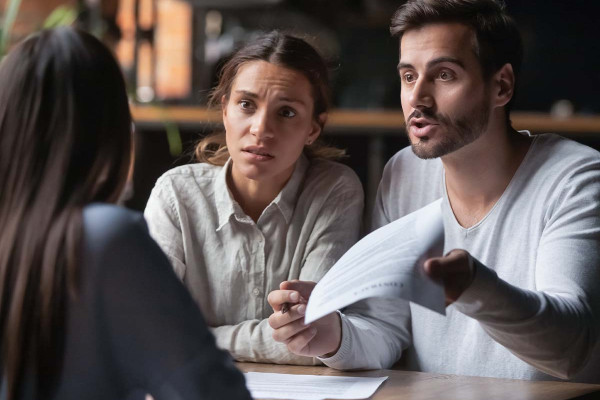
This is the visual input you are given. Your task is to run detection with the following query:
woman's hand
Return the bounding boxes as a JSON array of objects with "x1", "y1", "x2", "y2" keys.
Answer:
[{"x1": 267, "y1": 280, "x2": 342, "y2": 358}]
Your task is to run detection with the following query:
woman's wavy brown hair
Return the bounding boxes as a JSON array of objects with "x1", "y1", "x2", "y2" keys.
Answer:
[
  {"x1": 0, "y1": 28, "x2": 132, "y2": 399},
  {"x1": 195, "y1": 31, "x2": 345, "y2": 165}
]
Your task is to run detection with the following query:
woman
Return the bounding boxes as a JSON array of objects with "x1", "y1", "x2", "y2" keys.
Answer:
[
  {"x1": 0, "y1": 28, "x2": 250, "y2": 400},
  {"x1": 144, "y1": 32, "x2": 364, "y2": 365}
]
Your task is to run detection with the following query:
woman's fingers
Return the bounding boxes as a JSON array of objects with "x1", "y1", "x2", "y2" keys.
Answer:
[
  {"x1": 271, "y1": 313, "x2": 311, "y2": 343},
  {"x1": 269, "y1": 303, "x2": 306, "y2": 329},
  {"x1": 286, "y1": 327, "x2": 318, "y2": 356},
  {"x1": 267, "y1": 289, "x2": 301, "y2": 311}
]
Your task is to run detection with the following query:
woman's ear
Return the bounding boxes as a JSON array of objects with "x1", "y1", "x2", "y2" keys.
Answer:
[
  {"x1": 492, "y1": 63, "x2": 515, "y2": 108},
  {"x1": 307, "y1": 112, "x2": 327, "y2": 144},
  {"x1": 221, "y1": 95, "x2": 230, "y2": 133},
  {"x1": 221, "y1": 95, "x2": 228, "y2": 116}
]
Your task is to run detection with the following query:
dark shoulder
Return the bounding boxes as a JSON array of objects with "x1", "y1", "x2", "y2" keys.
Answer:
[
  {"x1": 82, "y1": 203, "x2": 175, "y2": 283},
  {"x1": 82, "y1": 203, "x2": 149, "y2": 254}
]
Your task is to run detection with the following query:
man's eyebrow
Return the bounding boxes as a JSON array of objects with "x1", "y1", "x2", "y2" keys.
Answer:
[
  {"x1": 397, "y1": 57, "x2": 465, "y2": 71},
  {"x1": 427, "y1": 57, "x2": 465, "y2": 69},
  {"x1": 397, "y1": 62, "x2": 413, "y2": 71}
]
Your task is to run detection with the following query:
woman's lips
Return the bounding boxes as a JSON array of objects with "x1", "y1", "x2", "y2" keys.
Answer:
[{"x1": 242, "y1": 147, "x2": 274, "y2": 161}]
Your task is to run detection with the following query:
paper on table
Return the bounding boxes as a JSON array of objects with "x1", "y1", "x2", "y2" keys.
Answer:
[
  {"x1": 305, "y1": 198, "x2": 445, "y2": 324},
  {"x1": 244, "y1": 372, "x2": 388, "y2": 400}
]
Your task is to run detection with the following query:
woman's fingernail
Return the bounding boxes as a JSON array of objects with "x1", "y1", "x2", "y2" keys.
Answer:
[
  {"x1": 297, "y1": 305, "x2": 306, "y2": 315},
  {"x1": 290, "y1": 292, "x2": 299, "y2": 302}
]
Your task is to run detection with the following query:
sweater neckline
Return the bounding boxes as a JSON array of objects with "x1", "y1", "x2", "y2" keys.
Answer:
[{"x1": 441, "y1": 131, "x2": 539, "y2": 233}]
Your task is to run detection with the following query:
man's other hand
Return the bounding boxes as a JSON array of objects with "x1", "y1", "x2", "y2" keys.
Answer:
[{"x1": 424, "y1": 249, "x2": 475, "y2": 305}]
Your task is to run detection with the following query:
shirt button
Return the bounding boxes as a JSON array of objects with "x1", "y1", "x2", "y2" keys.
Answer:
[{"x1": 253, "y1": 288, "x2": 260, "y2": 296}]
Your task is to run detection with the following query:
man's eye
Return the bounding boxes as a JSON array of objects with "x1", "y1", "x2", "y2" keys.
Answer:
[
  {"x1": 280, "y1": 108, "x2": 296, "y2": 118},
  {"x1": 403, "y1": 73, "x2": 415, "y2": 83},
  {"x1": 439, "y1": 71, "x2": 453, "y2": 80}
]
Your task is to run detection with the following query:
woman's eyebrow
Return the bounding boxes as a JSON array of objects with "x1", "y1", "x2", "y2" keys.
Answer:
[
  {"x1": 233, "y1": 90, "x2": 259, "y2": 98},
  {"x1": 278, "y1": 96, "x2": 308, "y2": 106}
]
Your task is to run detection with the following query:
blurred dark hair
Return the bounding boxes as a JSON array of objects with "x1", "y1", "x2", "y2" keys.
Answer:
[
  {"x1": 196, "y1": 31, "x2": 345, "y2": 165},
  {"x1": 0, "y1": 27, "x2": 132, "y2": 399},
  {"x1": 390, "y1": 0, "x2": 523, "y2": 119}
]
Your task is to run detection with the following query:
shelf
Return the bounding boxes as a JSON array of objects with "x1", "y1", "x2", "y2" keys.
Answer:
[{"x1": 131, "y1": 105, "x2": 600, "y2": 135}]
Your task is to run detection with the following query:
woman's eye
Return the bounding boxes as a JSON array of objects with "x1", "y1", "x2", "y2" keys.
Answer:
[
  {"x1": 280, "y1": 108, "x2": 296, "y2": 118},
  {"x1": 239, "y1": 100, "x2": 253, "y2": 110}
]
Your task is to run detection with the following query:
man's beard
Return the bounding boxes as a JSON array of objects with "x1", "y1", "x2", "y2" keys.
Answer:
[{"x1": 407, "y1": 101, "x2": 490, "y2": 160}]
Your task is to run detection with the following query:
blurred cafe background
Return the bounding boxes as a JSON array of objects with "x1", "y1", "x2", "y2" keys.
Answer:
[{"x1": 3, "y1": 0, "x2": 600, "y2": 222}]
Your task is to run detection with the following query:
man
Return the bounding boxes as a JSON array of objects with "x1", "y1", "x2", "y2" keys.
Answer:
[{"x1": 267, "y1": 0, "x2": 600, "y2": 382}]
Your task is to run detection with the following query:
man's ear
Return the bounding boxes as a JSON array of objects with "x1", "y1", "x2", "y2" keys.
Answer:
[{"x1": 492, "y1": 63, "x2": 515, "y2": 108}]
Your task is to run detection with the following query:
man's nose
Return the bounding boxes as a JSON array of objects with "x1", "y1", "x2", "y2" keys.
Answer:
[{"x1": 408, "y1": 78, "x2": 434, "y2": 110}]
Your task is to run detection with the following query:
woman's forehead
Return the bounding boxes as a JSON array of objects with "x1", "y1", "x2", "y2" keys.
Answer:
[{"x1": 230, "y1": 60, "x2": 313, "y2": 103}]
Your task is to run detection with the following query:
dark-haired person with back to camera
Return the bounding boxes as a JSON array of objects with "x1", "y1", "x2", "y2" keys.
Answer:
[
  {"x1": 144, "y1": 31, "x2": 364, "y2": 366},
  {"x1": 0, "y1": 27, "x2": 251, "y2": 400},
  {"x1": 268, "y1": 0, "x2": 600, "y2": 383}
]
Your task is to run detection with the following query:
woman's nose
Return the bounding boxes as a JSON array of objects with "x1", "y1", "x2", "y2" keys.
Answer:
[{"x1": 249, "y1": 110, "x2": 274, "y2": 140}]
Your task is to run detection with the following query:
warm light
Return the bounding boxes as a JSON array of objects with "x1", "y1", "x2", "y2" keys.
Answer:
[
  {"x1": 116, "y1": 0, "x2": 192, "y2": 101},
  {"x1": 155, "y1": 0, "x2": 192, "y2": 99}
]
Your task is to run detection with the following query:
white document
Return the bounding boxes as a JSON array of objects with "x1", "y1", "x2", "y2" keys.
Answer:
[
  {"x1": 305, "y1": 198, "x2": 445, "y2": 324},
  {"x1": 244, "y1": 372, "x2": 388, "y2": 400}
]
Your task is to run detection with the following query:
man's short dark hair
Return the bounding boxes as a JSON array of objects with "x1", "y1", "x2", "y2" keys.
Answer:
[{"x1": 390, "y1": 0, "x2": 523, "y2": 116}]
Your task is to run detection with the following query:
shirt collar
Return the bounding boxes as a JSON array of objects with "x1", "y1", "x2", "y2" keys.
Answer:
[
  {"x1": 215, "y1": 158, "x2": 242, "y2": 230},
  {"x1": 214, "y1": 154, "x2": 310, "y2": 230},
  {"x1": 274, "y1": 153, "x2": 309, "y2": 224}
]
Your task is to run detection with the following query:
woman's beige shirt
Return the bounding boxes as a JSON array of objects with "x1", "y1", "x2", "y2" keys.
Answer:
[{"x1": 144, "y1": 155, "x2": 363, "y2": 364}]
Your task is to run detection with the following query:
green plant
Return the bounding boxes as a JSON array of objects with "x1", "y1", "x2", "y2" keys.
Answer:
[
  {"x1": 0, "y1": 0, "x2": 22, "y2": 59},
  {"x1": 43, "y1": 5, "x2": 77, "y2": 29},
  {"x1": 0, "y1": 1, "x2": 183, "y2": 157},
  {"x1": 161, "y1": 109, "x2": 183, "y2": 157},
  {"x1": 1, "y1": 0, "x2": 79, "y2": 61}
]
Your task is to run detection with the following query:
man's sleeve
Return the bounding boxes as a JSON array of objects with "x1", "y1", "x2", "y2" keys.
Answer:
[
  {"x1": 454, "y1": 160, "x2": 600, "y2": 379},
  {"x1": 319, "y1": 164, "x2": 413, "y2": 370}
]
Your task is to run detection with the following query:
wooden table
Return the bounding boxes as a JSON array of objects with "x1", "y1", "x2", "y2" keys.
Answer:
[{"x1": 237, "y1": 362, "x2": 600, "y2": 400}]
